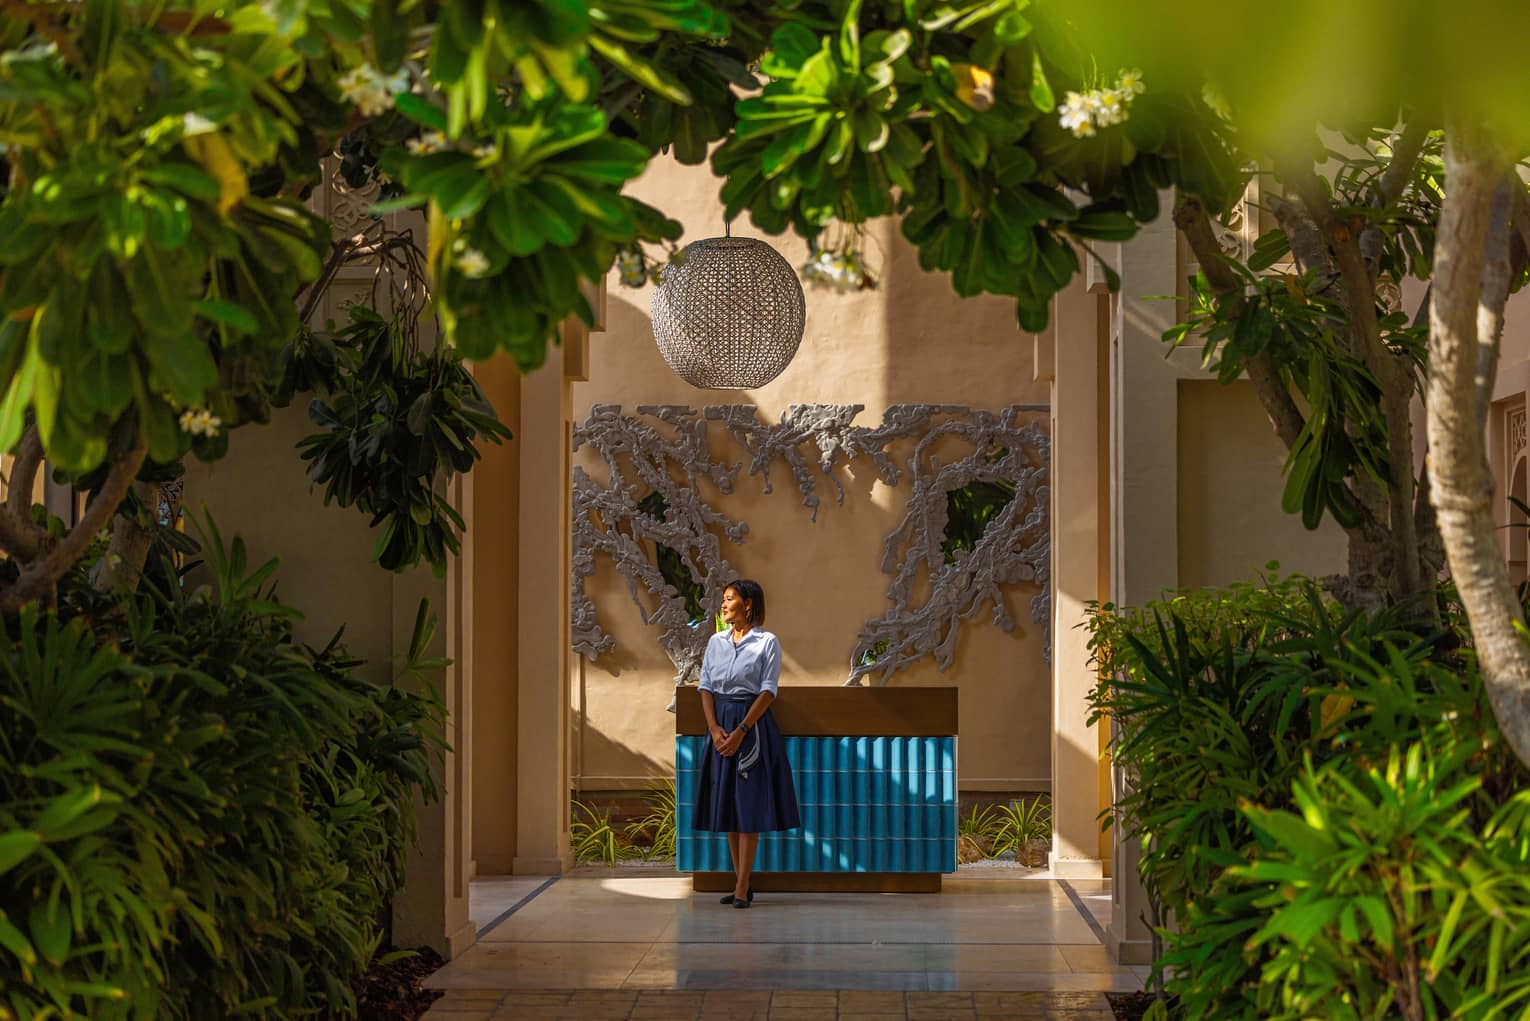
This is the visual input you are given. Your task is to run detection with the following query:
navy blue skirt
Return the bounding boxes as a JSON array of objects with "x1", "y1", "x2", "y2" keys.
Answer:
[{"x1": 692, "y1": 696, "x2": 801, "y2": 834}]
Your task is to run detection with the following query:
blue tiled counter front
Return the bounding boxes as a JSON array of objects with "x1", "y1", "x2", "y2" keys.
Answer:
[{"x1": 677, "y1": 735, "x2": 958, "y2": 873}]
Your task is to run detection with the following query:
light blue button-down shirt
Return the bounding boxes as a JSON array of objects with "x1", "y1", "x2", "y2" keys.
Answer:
[{"x1": 697, "y1": 629, "x2": 782, "y2": 697}]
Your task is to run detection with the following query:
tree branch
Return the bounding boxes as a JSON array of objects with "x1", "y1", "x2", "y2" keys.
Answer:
[
  {"x1": 1428, "y1": 120, "x2": 1530, "y2": 768},
  {"x1": 1285, "y1": 160, "x2": 1428, "y2": 602},
  {"x1": 297, "y1": 224, "x2": 381, "y2": 326},
  {"x1": 0, "y1": 506, "x2": 43, "y2": 561},
  {"x1": 1268, "y1": 194, "x2": 1336, "y2": 282},
  {"x1": 0, "y1": 424, "x2": 48, "y2": 561},
  {"x1": 0, "y1": 434, "x2": 147, "y2": 612},
  {"x1": 93, "y1": 482, "x2": 160, "y2": 596},
  {"x1": 1283, "y1": 163, "x2": 1391, "y2": 376},
  {"x1": 1174, "y1": 192, "x2": 1309, "y2": 452},
  {"x1": 1378, "y1": 120, "x2": 1429, "y2": 211},
  {"x1": 7, "y1": 424, "x2": 43, "y2": 519},
  {"x1": 1172, "y1": 191, "x2": 1242, "y2": 293}
]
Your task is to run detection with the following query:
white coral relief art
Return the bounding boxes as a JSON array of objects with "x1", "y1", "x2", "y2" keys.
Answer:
[{"x1": 571, "y1": 404, "x2": 1051, "y2": 688}]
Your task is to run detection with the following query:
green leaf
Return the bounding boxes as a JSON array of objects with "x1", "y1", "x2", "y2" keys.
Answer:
[
  {"x1": 1029, "y1": 51, "x2": 1055, "y2": 113},
  {"x1": 0, "y1": 913, "x2": 37, "y2": 966},
  {"x1": 0, "y1": 831, "x2": 41, "y2": 876},
  {"x1": 141, "y1": 163, "x2": 221, "y2": 203},
  {"x1": 0, "y1": 330, "x2": 40, "y2": 453},
  {"x1": 1249, "y1": 230, "x2": 1291, "y2": 272},
  {"x1": 371, "y1": 0, "x2": 411, "y2": 70},
  {"x1": 192, "y1": 299, "x2": 260, "y2": 335},
  {"x1": 29, "y1": 900, "x2": 69, "y2": 967},
  {"x1": 487, "y1": 193, "x2": 544, "y2": 256},
  {"x1": 128, "y1": 249, "x2": 194, "y2": 338},
  {"x1": 1244, "y1": 805, "x2": 1335, "y2": 859},
  {"x1": 394, "y1": 92, "x2": 449, "y2": 132},
  {"x1": 588, "y1": 35, "x2": 692, "y2": 105}
]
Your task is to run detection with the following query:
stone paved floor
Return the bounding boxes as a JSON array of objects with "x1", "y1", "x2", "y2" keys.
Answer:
[
  {"x1": 422, "y1": 874, "x2": 1138, "y2": 1020},
  {"x1": 424, "y1": 989, "x2": 1116, "y2": 1019}
]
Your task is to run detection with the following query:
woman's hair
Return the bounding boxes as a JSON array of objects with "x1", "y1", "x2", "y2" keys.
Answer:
[{"x1": 725, "y1": 578, "x2": 766, "y2": 627}]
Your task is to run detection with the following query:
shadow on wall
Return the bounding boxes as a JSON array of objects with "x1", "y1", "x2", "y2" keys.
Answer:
[
  {"x1": 576, "y1": 703, "x2": 671, "y2": 784},
  {"x1": 881, "y1": 216, "x2": 1047, "y2": 406}
]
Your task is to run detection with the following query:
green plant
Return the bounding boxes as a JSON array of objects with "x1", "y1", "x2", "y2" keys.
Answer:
[
  {"x1": 0, "y1": 1, "x2": 1248, "y2": 612},
  {"x1": 990, "y1": 797, "x2": 1050, "y2": 856},
  {"x1": 292, "y1": 305, "x2": 511, "y2": 574},
  {"x1": 942, "y1": 475, "x2": 1016, "y2": 565},
  {"x1": 571, "y1": 801, "x2": 639, "y2": 866},
  {"x1": 1088, "y1": 575, "x2": 1530, "y2": 1019},
  {"x1": 0, "y1": 516, "x2": 444, "y2": 1019},
  {"x1": 624, "y1": 782, "x2": 678, "y2": 861},
  {"x1": 1232, "y1": 744, "x2": 1530, "y2": 1021},
  {"x1": 958, "y1": 803, "x2": 1002, "y2": 842}
]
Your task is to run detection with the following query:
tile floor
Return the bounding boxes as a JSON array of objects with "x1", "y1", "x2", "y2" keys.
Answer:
[{"x1": 423, "y1": 872, "x2": 1144, "y2": 1020}]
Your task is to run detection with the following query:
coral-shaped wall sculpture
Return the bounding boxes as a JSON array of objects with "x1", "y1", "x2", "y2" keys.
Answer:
[{"x1": 571, "y1": 404, "x2": 1050, "y2": 685}]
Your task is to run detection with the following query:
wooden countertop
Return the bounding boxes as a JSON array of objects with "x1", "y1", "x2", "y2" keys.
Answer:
[{"x1": 674, "y1": 685, "x2": 958, "y2": 737}]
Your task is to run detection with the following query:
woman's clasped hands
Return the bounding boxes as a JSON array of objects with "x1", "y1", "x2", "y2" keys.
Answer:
[{"x1": 710, "y1": 725, "x2": 744, "y2": 757}]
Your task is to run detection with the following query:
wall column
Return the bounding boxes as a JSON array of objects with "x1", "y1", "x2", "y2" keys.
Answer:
[
  {"x1": 393, "y1": 471, "x2": 475, "y2": 957},
  {"x1": 1108, "y1": 209, "x2": 1182, "y2": 964},
  {"x1": 1049, "y1": 274, "x2": 1104, "y2": 879},
  {"x1": 514, "y1": 306, "x2": 594, "y2": 874}
]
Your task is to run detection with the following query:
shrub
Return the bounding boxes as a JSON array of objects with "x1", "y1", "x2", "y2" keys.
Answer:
[
  {"x1": 990, "y1": 797, "x2": 1051, "y2": 857},
  {"x1": 0, "y1": 522, "x2": 443, "y2": 1019},
  {"x1": 570, "y1": 802, "x2": 638, "y2": 866},
  {"x1": 1088, "y1": 573, "x2": 1530, "y2": 1020},
  {"x1": 958, "y1": 803, "x2": 1003, "y2": 842},
  {"x1": 624, "y1": 782, "x2": 677, "y2": 861}
]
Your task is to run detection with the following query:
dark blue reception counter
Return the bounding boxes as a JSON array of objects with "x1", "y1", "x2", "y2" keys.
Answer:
[{"x1": 674, "y1": 686, "x2": 959, "y2": 892}]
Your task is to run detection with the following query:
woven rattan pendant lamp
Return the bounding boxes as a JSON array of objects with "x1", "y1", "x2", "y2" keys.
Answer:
[{"x1": 650, "y1": 228, "x2": 806, "y2": 389}]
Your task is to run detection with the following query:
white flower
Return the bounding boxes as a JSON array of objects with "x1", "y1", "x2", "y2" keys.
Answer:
[
  {"x1": 472, "y1": 142, "x2": 499, "y2": 160},
  {"x1": 182, "y1": 112, "x2": 217, "y2": 136},
  {"x1": 406, "y1": 130, "x2": 449, "y2": 156},
  {"x1": 616, "y1": 250, "x2": 647, "y2": 288},
  {"x1": 454, "y1": 246, "x2": 490, "y2": 277},
  {"x1": 1093, "y1": 89, "x2": 1127, "y2": 128},
  {"x1": 178, "y1": 408, "x2": 222, "y2": 438},
  {"x1": 800, "y1": 247, "x2": 866, "y2": 292},
  {"x1": 338, "y1": 63, "x2": 410, "y2": 117},
  {"x1": 1058, "y1": 92, "x2": 1096, "y2": 138},
  {"x1": 1058, "y1": 70, "x2": 1144, "y2": 138}
]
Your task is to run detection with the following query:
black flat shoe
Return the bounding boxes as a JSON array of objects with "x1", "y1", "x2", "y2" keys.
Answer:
[
  {"x1": 718, "y1": 886, "x2": 754, "y2": 905},
  {"x1": 733, "y1": 897, "x2": 752, "y2": 909}
]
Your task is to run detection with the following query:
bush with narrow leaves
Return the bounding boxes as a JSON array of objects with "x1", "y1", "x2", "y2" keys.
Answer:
[
  {"x1": 0, "y1": 519, "x2": 443, "y2": 1019},
  {"x1": 1089, "y1": 574, "x2": 1530, "y2": 1020}
]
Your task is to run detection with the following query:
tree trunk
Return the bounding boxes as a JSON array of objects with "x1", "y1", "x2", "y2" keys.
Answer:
[
  {"x1": 93, "y1": 481, "x2": 160, "y2": 595},
  {"x1": 1427, "y1": 122, "x2": 1530, "y2": 767}
]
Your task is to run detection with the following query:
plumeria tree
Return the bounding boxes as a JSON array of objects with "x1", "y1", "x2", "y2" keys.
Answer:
[
  {"x1": 1061, "y1": 0, "x2": 1530, "y2": 765},
  {"x1": 0, "y1": 0, "x2": 1241, "y2": 612}
]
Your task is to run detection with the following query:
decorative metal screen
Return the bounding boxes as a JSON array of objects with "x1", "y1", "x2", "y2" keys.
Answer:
[
  {"x1": 650, "y1": 237, "x2": 806, "y2": 389},
  {"x1": 676, "y1": 736, "x2": 958, "y2": 873}
]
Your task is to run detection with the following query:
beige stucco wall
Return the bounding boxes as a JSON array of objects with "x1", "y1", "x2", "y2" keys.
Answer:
[
  {"x1": 183, "y1": 402, "x2": 430, "y2": 682},
  {"x1": 1176, "y1": 380, "x2": 1348, "y2": 587},
  {"x1": 571, "y1": 155, "x2": 1052, "y2": 794}
]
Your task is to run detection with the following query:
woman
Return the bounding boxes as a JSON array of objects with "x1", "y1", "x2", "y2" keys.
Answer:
[{"x1": 693, "y1": 579, "x2": 801, "y2": 908}]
